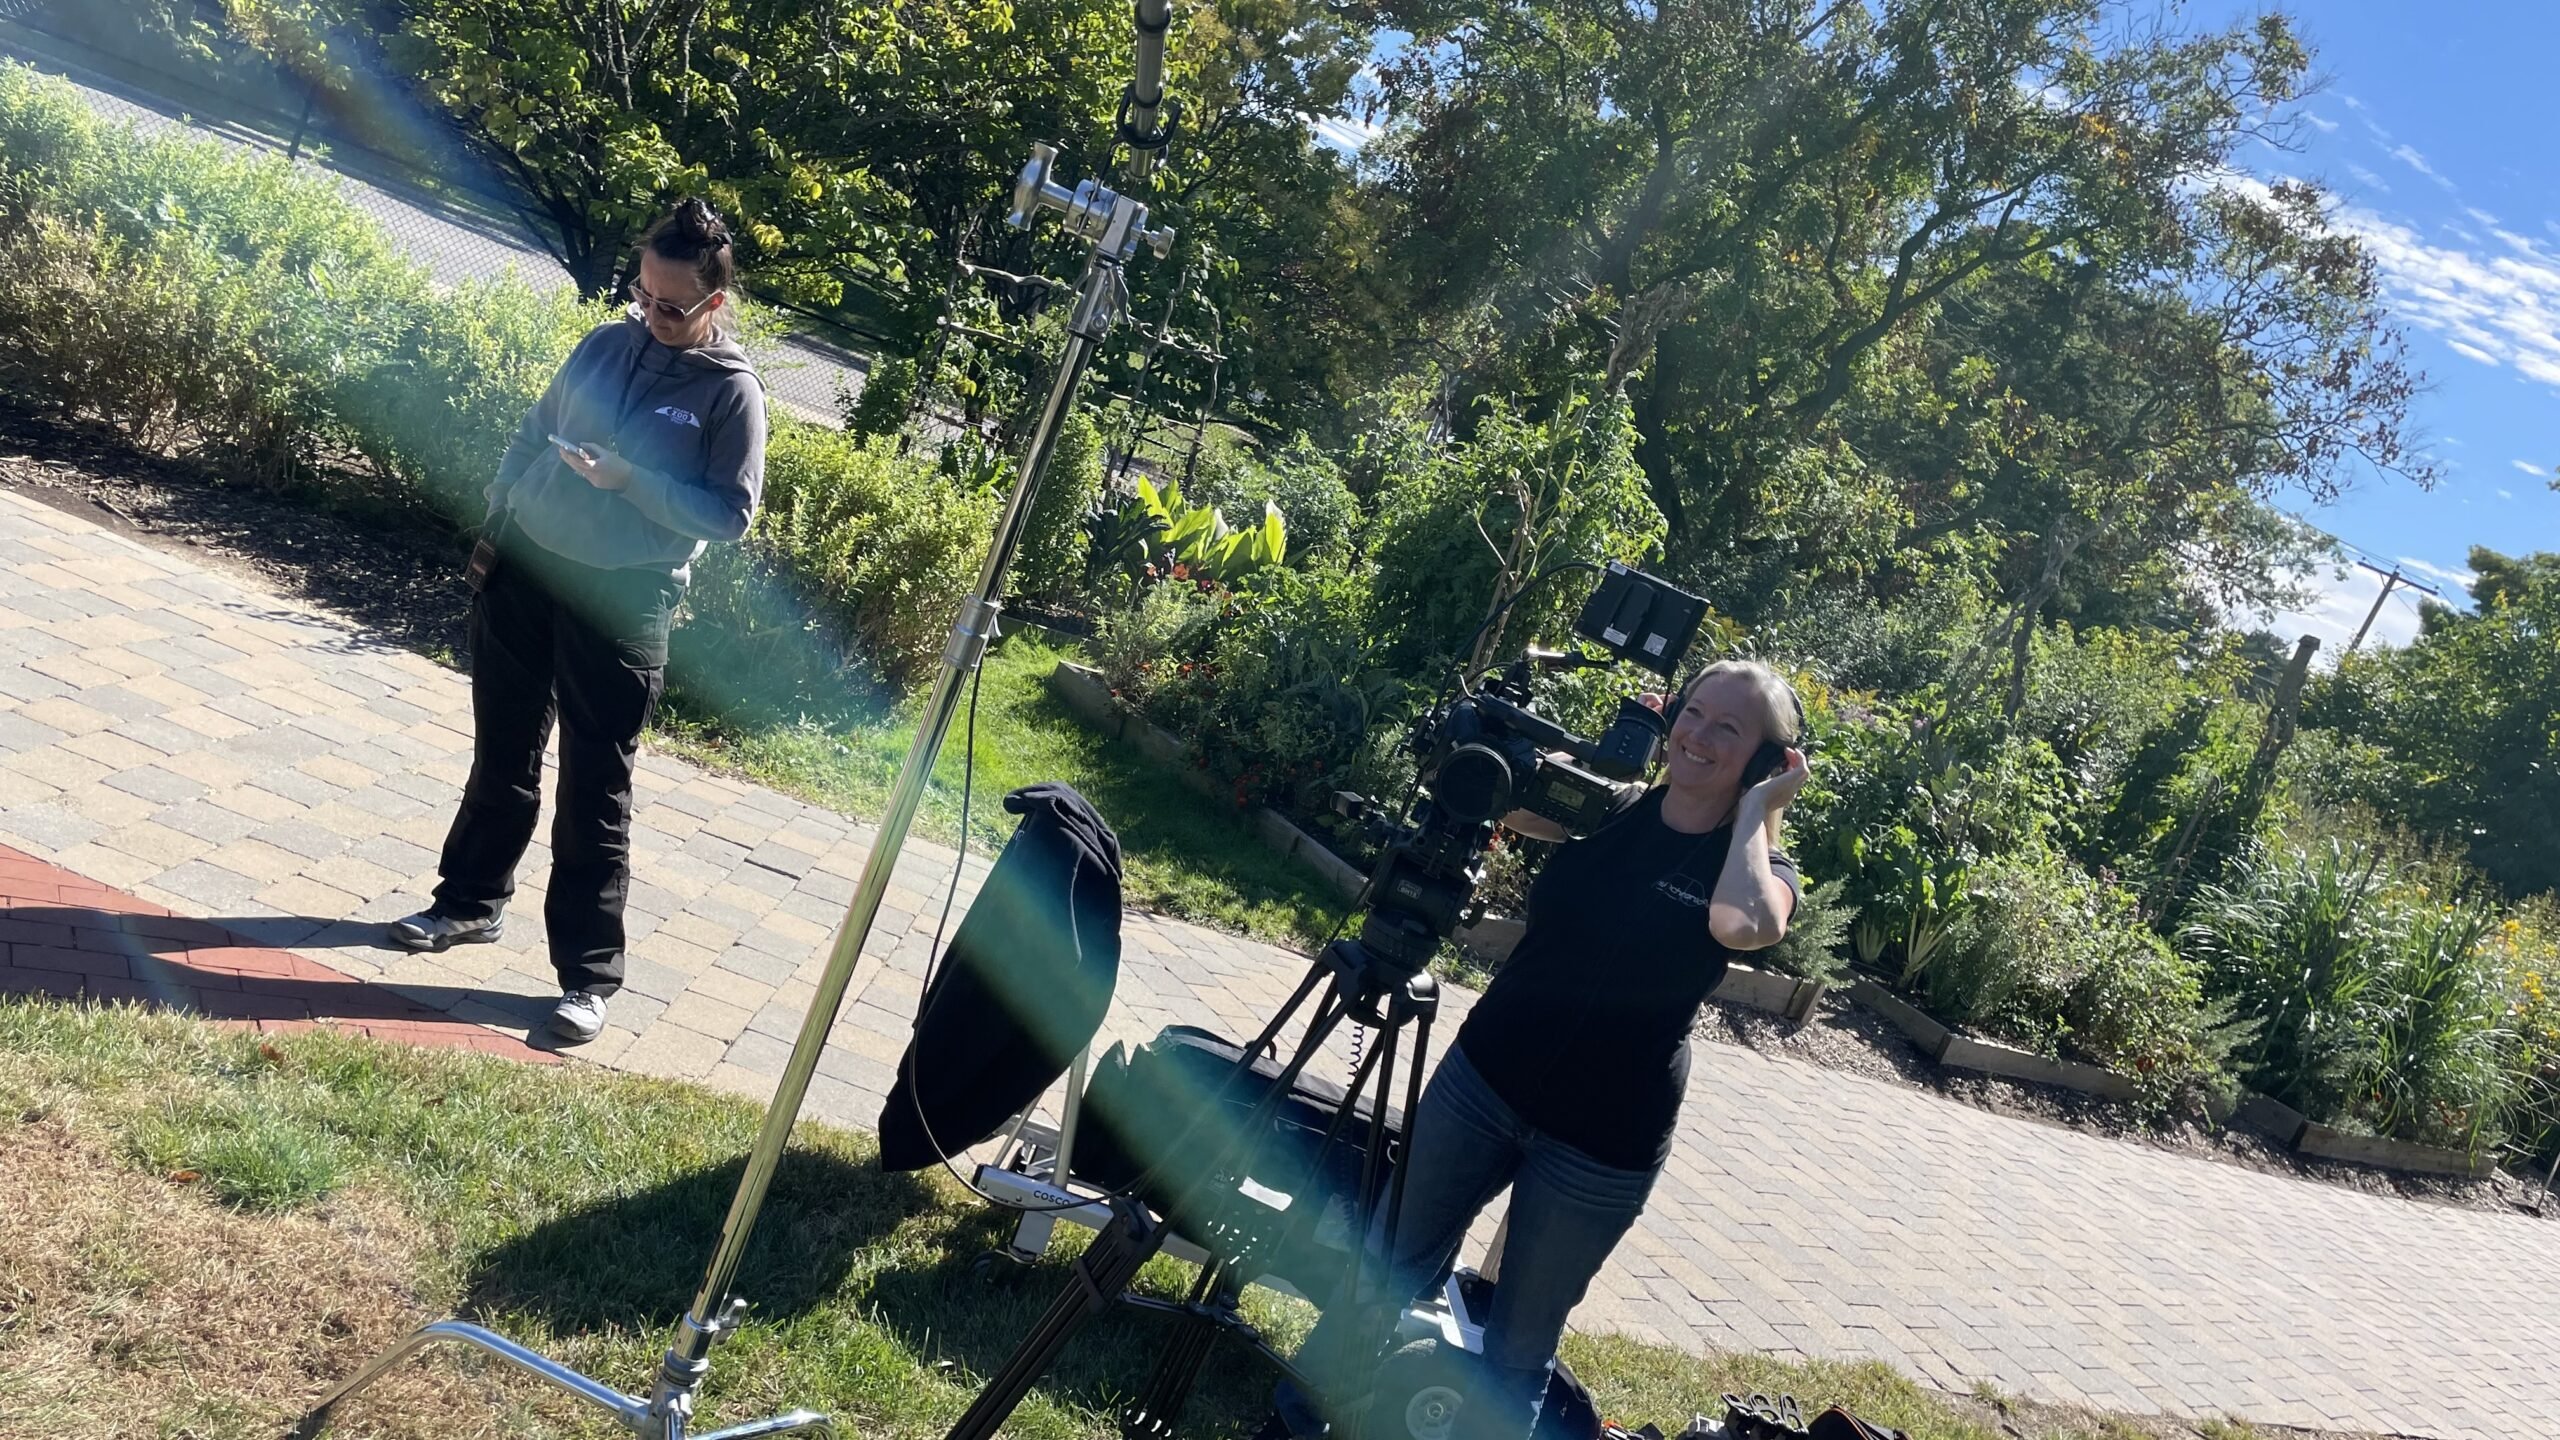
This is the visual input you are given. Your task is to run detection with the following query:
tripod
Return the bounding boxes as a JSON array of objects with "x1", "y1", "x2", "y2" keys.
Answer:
[{"x1": 942, "y1": 933, "x2": 1442, "y2": 1440}]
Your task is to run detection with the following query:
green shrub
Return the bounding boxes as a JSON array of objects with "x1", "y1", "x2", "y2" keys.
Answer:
[
  {"x1": 1927, "y1": 852, "x2": 2237, "y2": 1105},
  {"x1": 688, "y1": 424, "x2": 1000, "y2": 697},
  {"x1": 1930, "y1": 854, "x2": 2098, "y2": 1052},
  {"x1": 1095, "y1": 578, "x2": 1225, "y2": 701},
  {"x1": 0, "y1": 63, "x2": 428, "y2": 483},
  {"x1": 2185, "y1": 840, "x2": 2522, "y2": 1149},
  {"x1": 844, "y1": 353, "x2": 916, "y2": 439},
  {"x1": 1185, "y1": 431, "x2": 1363, "y2": 565},
  {"x1": 1013, "y1": 408, "x2": 1107, "y2": 602},
  {"x1": 2183, "y1": 840, "x2": 2391, "y2": 1119},
  {"x1": 1758, "y1": 876, "x2": 1852, "y2": 987},
  {"x1": 2498, "y1": 898, "x2": 2560, "y2": 1168},
  {"x1": 2364, "y1": 898, "x2": 2514, "y2": 1149},
  {"x1": 1179, "y1": 562, "x2": 1416, "y2": 809},
  {"x1": 339, "y1": 274, "x2": 610, "y2": 517}
]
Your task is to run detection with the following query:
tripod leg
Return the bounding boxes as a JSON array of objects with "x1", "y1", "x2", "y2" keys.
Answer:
[
  {"x1": 943, "y1": 1200, "x2": 1170, "y2": 1440},
  {"x1": 694, "y1": 1412, "x2": 842, "y2": 1440},
  {"x1": 1118, "y1": 1264, "x2": 1243, "y2": 1440},
  {"x1": 1381, "y1": 1006, "x2": 1434, "y2": 1257},
  {"x1": 1338, "y1": 1002, "x2": 1436, "y2": 1440},
  {"x1": 293, "y1": 1320, "x2": 649, "y2": 1438}
]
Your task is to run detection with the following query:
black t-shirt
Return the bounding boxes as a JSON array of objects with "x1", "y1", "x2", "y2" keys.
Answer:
[{"x1": 1454, "y1": 787, "x2": 1799, "y2": 1171}]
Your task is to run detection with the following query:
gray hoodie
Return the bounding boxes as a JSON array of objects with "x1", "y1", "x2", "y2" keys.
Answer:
[{"x1": 486, "y1": 316, "x2": 767, "y2": 581}]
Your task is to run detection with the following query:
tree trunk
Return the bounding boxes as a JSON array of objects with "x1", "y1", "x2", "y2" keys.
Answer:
[
  {"x1": 2003, "y1": 605, "x2": 2035, "y2": 719},
  {"x1": 1630, "y1": 359, "x2": 1687, "y2": 539}
]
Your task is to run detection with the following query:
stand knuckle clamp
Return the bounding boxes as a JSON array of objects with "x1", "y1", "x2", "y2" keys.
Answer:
[{"x1": 943, "y1": 596, "x2": 1004, "y2": 670}]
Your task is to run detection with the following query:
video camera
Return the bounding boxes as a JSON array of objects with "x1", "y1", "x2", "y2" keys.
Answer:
[{"x1": 1337, "y1": 564, "x2": 1710, "y2": 973}]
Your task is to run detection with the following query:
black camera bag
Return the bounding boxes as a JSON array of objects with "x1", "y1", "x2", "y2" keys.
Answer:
[{"x1": 1074, "y1": 1023, "x2": 1406, "y2": 1294}]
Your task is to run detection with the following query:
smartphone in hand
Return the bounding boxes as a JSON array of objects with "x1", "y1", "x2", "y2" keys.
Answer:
[{"x1": 546, "y1": 433, "x2": 596, "y2": 463}]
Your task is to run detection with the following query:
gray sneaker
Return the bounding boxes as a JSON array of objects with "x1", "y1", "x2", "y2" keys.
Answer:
[
  {"x1": 389, "y1": 909, "x2": 503, "y2": 952},
  {"x1": 549, "y1": 992, "x2": 609, "y2": 1044}
]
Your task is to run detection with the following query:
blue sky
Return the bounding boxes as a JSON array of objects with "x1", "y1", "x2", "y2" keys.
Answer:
[{"x1": 2179, "y1": 4, "x2": 2560, "y2": 647}]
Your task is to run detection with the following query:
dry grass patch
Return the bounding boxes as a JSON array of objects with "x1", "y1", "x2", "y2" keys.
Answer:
[{"x1": 0, "y1": 1117, "x2": 592, "y2": 1439}]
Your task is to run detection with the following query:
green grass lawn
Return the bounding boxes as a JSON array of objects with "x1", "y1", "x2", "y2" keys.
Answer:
[
  {"x1": 0, "y1": 1002, "x2": 2272, "y2": 1440},
  {"x1": 653, "y1": 632, "x2": 1348, "y2": 955}
]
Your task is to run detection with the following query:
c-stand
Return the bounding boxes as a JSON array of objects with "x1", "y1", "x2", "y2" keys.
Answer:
[
  {"x1": 297, "y1": 39, "x2": 1175, "y2": 1440},
  {"x1": 943, "y1": 935, "x2": 1440, "y2": 1440}
]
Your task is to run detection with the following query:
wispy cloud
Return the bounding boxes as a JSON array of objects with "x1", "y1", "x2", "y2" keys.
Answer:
[
  {"x1": 2305, "y1": 111, "x2": 2339, "y2": 133},
  {"x1": 2512, "y1": 459, "x2": 2546, "y2": 476},
  {"x1": 2467, "y1": 206, "x2": 2503, "y2": 228},
  {"x1": 2499, "y1": 488, "x2": 2515, "y2": 500},
  {"x1": 2260, "y1": 563, "x2": 2425, "y2": 653},
  {"x1": 2389, "y1": 143, "x2": 2460, "y2": 193},
  {"x1": 2324, "y1": 199, "x2": 2560, "y2": 390},
  {"x1": 2398, "y1": 555, "x2": 2479, "y2": 591},
  {"x1": 2344, "y1": 162, "x2": 2391, "y2": 194}
]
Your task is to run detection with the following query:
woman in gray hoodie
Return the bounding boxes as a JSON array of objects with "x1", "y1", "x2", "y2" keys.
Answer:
[{"x1": 390, "y1": 198, "x2": 767, "y2": 1045}]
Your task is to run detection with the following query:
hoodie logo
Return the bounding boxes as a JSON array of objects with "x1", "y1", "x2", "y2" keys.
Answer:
[
  {"x1": 654, "y1": 406, "x2": 701, "y2": 428},
  {"x1": 1655, "y1": 871, "x2": 1711, "y2": 908}
]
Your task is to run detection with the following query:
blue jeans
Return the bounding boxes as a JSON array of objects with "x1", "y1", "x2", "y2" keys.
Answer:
[{"x1": 1276, "y1": 1043, "x2": 1658, "y2": 1439}]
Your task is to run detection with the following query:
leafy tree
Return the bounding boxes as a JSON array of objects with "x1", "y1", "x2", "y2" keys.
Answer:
[
  {"x1": 147, "y1": 0, "x2": 1380, "y2": 352},
  {"x1": 1367, "y1": 386, "x2": 1665, "y2": 676},
  {"x1": 2305, "y1": 546, "x2": 2560, "y2": 900},
  {"x1": 1363, "y1": 0, "x2": 2422, "y2": 628}
]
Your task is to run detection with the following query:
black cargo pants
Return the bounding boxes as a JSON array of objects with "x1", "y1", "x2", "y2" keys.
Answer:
[{"x1": 431, "y1": 522, "x2": 676, "y2": 997}]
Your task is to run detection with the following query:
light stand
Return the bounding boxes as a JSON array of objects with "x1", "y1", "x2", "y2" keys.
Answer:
[{"x1": 298, "y1": 116, "x2": 1173, "y2": 1440}]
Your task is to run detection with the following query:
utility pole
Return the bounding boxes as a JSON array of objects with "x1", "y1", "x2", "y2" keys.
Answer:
[{"x1": 2346, "y1": 559, "x2": 2443, "y2": 653}]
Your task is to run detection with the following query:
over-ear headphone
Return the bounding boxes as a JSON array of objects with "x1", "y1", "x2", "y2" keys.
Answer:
[{"x1": 1674, "y1": 661, "x2": 1807, "y2": 790}]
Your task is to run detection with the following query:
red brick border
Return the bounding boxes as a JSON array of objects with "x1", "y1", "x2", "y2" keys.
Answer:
[{"x1": 0, "y1": 843, "x2": 552, "y2": 1063}]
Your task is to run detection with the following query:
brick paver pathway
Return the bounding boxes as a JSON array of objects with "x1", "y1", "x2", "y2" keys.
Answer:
[
  {"x1": 1, "y1": 486, "x2": 2554, "y2": 1438},
  {"x1": 0, "y1": 840, "x2": 545, "y2": 1060}
]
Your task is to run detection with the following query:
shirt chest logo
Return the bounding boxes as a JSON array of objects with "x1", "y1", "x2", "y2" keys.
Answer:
[
  {"x1": 654, "y1": 405, "x2": 701, "y2": 428},
  {"x1": 1654, "y1": 871, "x2": 1711, "y2": 908}
]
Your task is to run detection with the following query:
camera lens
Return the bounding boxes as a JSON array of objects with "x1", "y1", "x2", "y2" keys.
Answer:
[{"x1": 1433, "y1": 743, "x2": 1514, "y2": 823}]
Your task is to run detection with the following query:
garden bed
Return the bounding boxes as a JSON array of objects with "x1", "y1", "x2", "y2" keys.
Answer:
[
  {"x1": 1846, "y1": 980, "x2": 2140, "y2": 1103},
  {"x1": 1696, "y1": 990, "x2": 2551, "y2": 1216},
  {"x1": 1841, "y1": 978, "x2": 2503, "y2": 1180}
]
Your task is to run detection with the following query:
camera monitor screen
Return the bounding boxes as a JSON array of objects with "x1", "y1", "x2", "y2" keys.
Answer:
[{"x1": 1571, "y1": 563, "x2": 1708, "y2": 680}]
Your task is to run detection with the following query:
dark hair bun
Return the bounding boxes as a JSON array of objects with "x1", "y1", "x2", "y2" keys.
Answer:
[
  {"x1": 643, "y1": 197, "x2": 738, "y2": 297},
  {"x1": 672, "y1": 196, "x2": 730, "y2": 248}
]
